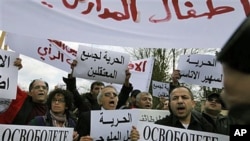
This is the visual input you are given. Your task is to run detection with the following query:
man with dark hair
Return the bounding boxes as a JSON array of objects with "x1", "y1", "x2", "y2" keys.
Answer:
[
  {"x1": 202, "y1": 92, "x2": 232, "y2": 135},
  {"x1": 130, "y1": 86, "x2": 215, "y2": 140},
  {"x1": 154, "y1": 86, "x2": 214, "y2": 132},
  {"x1": 81, "y1": 81, "x2": 105, "y2": 110},
  {"x1": 127, "y1": 89, "x2": 141, "y2": 109}
]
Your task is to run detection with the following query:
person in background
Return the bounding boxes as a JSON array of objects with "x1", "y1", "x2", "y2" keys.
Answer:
[
  {"x1": 81, "y1": 81, "x2": 105, "y2": 110},
  {"x1": 127, "y1": 89, "x2": 141, "y2": 109},
  {"x1": 162, "y1": 99, "x2": 170, "y2": 110},
  {"x1": 0, "y1": 58, "x2": 49, "y2": 124},
  {"x1": 134, "y1": 92, "x2": 153, "y2": 109},
  {"x1": 155, "y1": 96, "x2": 168, "y2": 110},
  {"x1": 202, "y1": 92, "x2": 233, "y2": 135},
  {"x1": 29, "y1": 88, "x2": 79, "y2": 141},
  {"x1": 217, "y1": 15, "x2": 250, "y2": 124}
]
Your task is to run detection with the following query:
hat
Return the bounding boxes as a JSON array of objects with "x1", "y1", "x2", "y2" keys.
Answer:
[
  {"x1": 217, "y1": 15, "x2": 250, "y2": 74},
  {"x1": 207, "y1": 93, "x2": 220, "y2": 99},
  {"x1": 207, "y1": 93, "x2": 226, "y2": 108},
  {"x1": 130, "y1": 89, "x2": 141, "y2": 98}
]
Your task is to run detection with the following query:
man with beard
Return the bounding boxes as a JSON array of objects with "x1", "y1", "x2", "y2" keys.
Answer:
[{"x1": 154, "y1": 86, "x2": 214, "y2": 132}]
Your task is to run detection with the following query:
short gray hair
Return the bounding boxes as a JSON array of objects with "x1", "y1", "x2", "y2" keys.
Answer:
[
  {"x1": 97, "y1": 85, "x2": 118, "y2": 105},
  {"x1": 136, "y1": 92, "x2": 152, "y2": 102}
]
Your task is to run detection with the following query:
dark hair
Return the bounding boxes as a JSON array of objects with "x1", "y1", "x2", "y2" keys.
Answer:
[
  {"x1": 217, "y1": 16, "x2": 250, "y2": 74},
  {"x1": 168, "y1": 86, "x2": 194, "y2": 114},
  {"x1": 207, "y1": 92, "x2": 226, "y2": 108},
  {"x1": 90, "y1": 81, "x2": 105, "y2": 90},
  {"x1": 130, "y1": 89, "x2": 141, "y2": 98},
  {"x1": 169, "y1": 86, "x2": 194, "y2": 100},
  {"x1": 29, "y1": 79, "x2": 49, "y2": 92},
  {"x1": 46, "y1": 88, "x2": 74, "y2": 112}
]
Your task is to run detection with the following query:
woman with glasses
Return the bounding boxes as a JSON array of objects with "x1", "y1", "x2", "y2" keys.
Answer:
[{"x1": 29, "y1": 88, "x2": 79, "y2": 141}]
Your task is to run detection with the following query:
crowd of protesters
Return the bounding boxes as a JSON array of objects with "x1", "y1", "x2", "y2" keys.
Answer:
[{"x1": 1, "y1": 15, "x2": 250, "y2": 141}]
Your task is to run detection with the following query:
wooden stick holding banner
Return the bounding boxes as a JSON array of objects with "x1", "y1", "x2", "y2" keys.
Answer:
[{"x1": 0, "y1": 31, "x2": 6, "y2": 49}]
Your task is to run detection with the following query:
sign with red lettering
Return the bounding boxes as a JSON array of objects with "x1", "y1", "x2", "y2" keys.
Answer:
[{"x1": 0, "y1": 0, "x2": 249, "y2": 49}]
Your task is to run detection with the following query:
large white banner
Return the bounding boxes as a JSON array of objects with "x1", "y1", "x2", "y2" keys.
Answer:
[
  {"x1": 0, "y1": 124, "x2": 73, "y2": 141},
  {"x1": 0, "y1": 0, "x2": 249, "y2": 49},
  {"x1": 137, "y1": 122, "x2": 229, "y2": 141},
  {"x1": 5, "y1": 33, "x2": 76, "y2": 73},
  {"x1": 4, "y1": 33, "x2": 154, "y2": 91}
]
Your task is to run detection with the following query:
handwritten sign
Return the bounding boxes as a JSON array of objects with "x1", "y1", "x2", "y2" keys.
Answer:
[
  {"x1": 128, "y1": 57, "x2": 154, "y2": 92},
  {"x1": 6, "y1": 33, "x2": 76, "y2": 72},
  {"x1": 73, "y1": 45, "x2": 130, "y2": 84},
  {"x1": 0, "y1": 1, "x2": 248, "y2": 49},
  {"x1": 137, "y1": 122, "x2": 229, "y2": 141},
  {"x1": 152, "y1": 80, "x2": 170, "y2": 98},
  {"x1": 0, "y1": 50, "x2": 19, "y2": 99},
  {"x1": 177, "y1": 54, "x2": 223, "y2": 88},
  {"x1": 91, "y1": 110, "x2": 138, "y2": 141},
  {"x1": 90, "y1": 109, "x2": 170, "y2": 141},
  {"x1": 0, "y1": 124, "x2": 73, "y2": 141}
]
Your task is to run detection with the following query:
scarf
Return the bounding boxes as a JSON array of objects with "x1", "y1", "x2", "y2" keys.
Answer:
[{"x1": 50, "y1": 110, "x2": 68, "y2": 127}]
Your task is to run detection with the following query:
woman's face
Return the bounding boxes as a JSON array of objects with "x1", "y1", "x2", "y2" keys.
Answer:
[{"x1": 51, "y1": 94, "x2": 67, "y2": 115}]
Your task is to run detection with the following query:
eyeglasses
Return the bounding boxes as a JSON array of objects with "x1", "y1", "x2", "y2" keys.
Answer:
[
  {"x1": 52, "y1": 98, "x2": 65, "y2": 103},
  {"x1": 207, "y1": 98, "x2": 221, "y2": 104},
  {"x1": 104, "y1": 92, "x2": 118, "y2": 97},
  {"x1": 32, "y1": 85, "x2": 48, "y2": 90}
]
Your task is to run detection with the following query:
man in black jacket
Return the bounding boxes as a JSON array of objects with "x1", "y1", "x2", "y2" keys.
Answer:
[
  {"x1": 155, "y1": 86, "x2": 215, "y2": 133},
  {"x1": 202, "y1": 92, "x2": 233, "y2": 135}
]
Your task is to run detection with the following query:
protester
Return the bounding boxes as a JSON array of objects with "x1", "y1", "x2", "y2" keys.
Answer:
[
  {"x1": 123, "y1": 69, "x2": 180, "y2": 110},
  {"x1": 28, "y1": 88, "x2": 79, "y2": 141},
  {"x1": 130, "y1": 86, "x2": 215, "y2": 140},
  {"x1": 127, "y1": 89, "x2": 141, "y2": 109},
  {"x1": 63, "y1": 60, "x2": 133, "y2": 114},
  {"x1": 162, "y1": 99, "x2": 170, "y2": 110},
  {"x1": 202, "y1": 92, "x2": 233, "y2": 135},
  {"x1": 154, "y1": 86, "x2": 215, "y2": 132},
  {"x1": 81, "y1": 81, "x2": 105, "y2": 110},
  {"x1": 76, "y1": 85, "x2": 134, "y2": 140},
  {"x1": 0, "y1": 58, "x2": 50, "y2": 124},
  {"x1": 217, "y1": 15, "x2": 250, "y2": 124},
  {"x1": 134, "y1": 92, "x2": 153, "y2": 109},
  {"x1": 155, "y1": 96, "x2": 169, "y2": 110}
]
